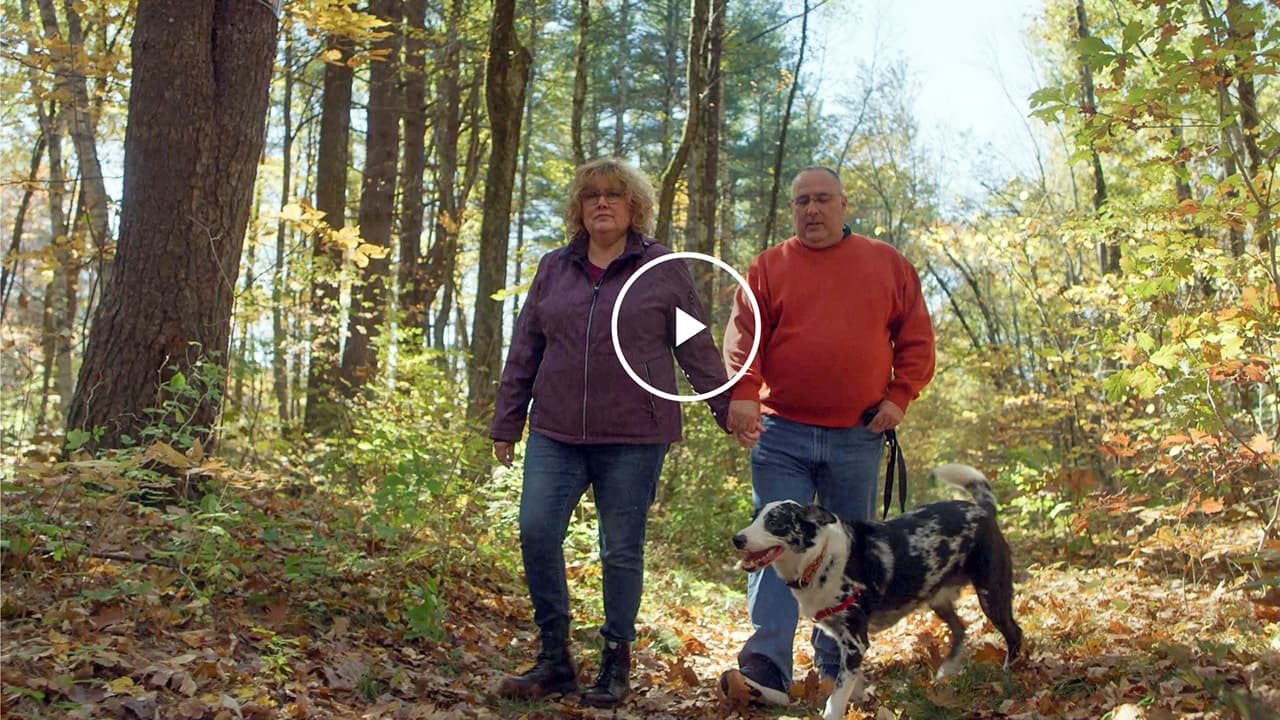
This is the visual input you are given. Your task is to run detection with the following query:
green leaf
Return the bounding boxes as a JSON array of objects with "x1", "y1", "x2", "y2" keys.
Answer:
[
  {"x1": 1149, "y1": 344, "x2": 1181, "y2": 370},
  {"x1": 65, "y1": 429, "x2": 92, "y2": 452}
]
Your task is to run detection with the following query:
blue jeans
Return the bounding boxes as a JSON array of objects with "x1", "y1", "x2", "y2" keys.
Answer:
[
  {"x1": 519, "y1": 432, "x2": 668, "y2": 643},
  {"x1": 740, "y1": 414, "x2": 884, "y2": 682}
]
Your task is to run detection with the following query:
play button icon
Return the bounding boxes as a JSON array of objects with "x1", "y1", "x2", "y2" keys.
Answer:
[
  {"x1": 610, "y1": 251, "x2": 761, "y2": 403},
  {"x1": 674, "y1": 306, "x2": 706, "y2": 347}
]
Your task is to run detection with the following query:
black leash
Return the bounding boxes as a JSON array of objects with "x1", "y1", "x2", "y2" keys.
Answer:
[
  {"x1": 881, "y1": 427, "x2": 907, "y2": 519},
  {"x1": 863, "y1": 407, "x2": 908, "y2": 519}
]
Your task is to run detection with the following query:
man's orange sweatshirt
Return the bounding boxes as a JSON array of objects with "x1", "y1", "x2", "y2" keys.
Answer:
[{"x1": 724, "y1": 233, "x2": 935, "y2": 428}]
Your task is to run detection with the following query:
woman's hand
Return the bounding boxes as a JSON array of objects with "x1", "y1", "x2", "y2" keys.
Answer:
[{"x1": 493, "y1": 441, "x2": 515, "y2": 468}]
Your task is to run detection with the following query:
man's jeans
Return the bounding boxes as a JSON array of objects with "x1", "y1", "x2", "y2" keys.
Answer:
[
  {"x1": 740, "y1": 414, "x2": 884, "y2": 682},
  {"x1": 519, "y1": 432, "x2": 668, "y2": 643}
]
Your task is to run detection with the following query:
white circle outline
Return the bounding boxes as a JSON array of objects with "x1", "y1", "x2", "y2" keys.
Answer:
[{"x1": 609, "y1": 251, "x2": 761, "y2": 403}]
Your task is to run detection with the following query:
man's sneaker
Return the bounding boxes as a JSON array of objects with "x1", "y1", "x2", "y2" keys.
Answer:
[{"x1": 717, "y1": 653, "x2": 789, "y2": 706}]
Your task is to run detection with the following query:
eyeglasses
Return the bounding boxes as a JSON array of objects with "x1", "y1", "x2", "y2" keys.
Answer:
[
  {"x1": 791, "y1": 193, "x2": 837, "y2": 208},
  {"x1": 580, "y1": 189, "x2": 627, "y2": 205}
]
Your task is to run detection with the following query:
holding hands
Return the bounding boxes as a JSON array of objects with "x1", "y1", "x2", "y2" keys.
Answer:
[{"x1": 728, "y1": 399, "x2": 764, "y2": 449}]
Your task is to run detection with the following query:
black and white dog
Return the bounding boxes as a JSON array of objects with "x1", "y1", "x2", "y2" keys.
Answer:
[{"x1": 732, "y1": 463, "x2": 1023, "y2": 720}]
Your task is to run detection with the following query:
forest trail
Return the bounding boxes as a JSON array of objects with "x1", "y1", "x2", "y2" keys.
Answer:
[{"x1": 2, "y1": 455, "x2": 1277, "y2": 719}]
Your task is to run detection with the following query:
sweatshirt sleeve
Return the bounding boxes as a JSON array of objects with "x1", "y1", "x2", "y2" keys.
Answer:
[
  {"x1": 885, "y1": 258, "x2": 935, "y2": 413},
  {"x1": 723, "y1": 255, "x2": 772, "y2": 402},
  {"x1": 489, "y1": 255, "x2": 549, "y2": 442}
]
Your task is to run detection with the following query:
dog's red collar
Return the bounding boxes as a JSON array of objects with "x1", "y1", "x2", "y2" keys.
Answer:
[{"x1": 814, "y1": 588, "x2": 861, "y2": 621}]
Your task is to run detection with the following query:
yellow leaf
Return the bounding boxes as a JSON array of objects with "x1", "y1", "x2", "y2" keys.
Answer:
[{"x1": 108, "y1": 676, "x2": 137, "y2": 695}]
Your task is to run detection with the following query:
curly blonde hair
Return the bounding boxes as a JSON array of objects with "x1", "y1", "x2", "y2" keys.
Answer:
[{"x1": 565, "y1": 157, "x2": 657, "y2": 237}]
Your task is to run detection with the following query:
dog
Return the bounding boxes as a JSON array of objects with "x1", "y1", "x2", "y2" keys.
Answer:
[{"x1": 731, "y1": 463, "x2": 1023, "y2": 720}]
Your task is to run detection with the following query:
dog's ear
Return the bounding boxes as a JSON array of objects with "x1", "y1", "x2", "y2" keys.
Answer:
[{"x1": 804, "y1": 504, "x2": 838, "y2": 526}]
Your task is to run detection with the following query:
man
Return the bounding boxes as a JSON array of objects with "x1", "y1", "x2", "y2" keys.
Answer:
[{"x1": 719, "y1": 165, "x2": 936, "y2": 704}]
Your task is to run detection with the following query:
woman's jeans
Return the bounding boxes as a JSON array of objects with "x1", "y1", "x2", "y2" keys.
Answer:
[
  {"x1": 739, "y1": 414, "x2": 884, "y2": 682},
  {"x1": 520, "y1": 432, "x2": 668, "y2": 643}
]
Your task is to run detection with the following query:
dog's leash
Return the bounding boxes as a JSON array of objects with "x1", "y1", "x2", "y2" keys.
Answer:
[
  {"x1": 863, "y1": 407, "x2": 908, "y2": 519},
  {"x1": 881, "y1": 427, "x2": 907, "y2": 519}
]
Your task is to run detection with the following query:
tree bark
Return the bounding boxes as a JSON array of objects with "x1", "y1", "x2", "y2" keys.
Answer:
[
  {"x1": 397, "y1": 0, "x2": 429, "y2": 336},
  {"x1": 37, "y1": 0, "x2": 113, "y2": 290},
  {"x1": 66, "y1": 0, "x2": 279, "y2": 452},
  {"x1": 340, "y1": 0, "x2": 402, "y2": 394},
  {"x1": 304, "y1": 33, "x2": 353, "y2": 433},
  {"x1": 421, "y1": 0, "x2": 464, "y2": 346},
  {"x1": 657, "y1": 0, "x2": 709, "y2": 241},
  {"x1": 467, "y1": 0, "x2": 531, "y2": 419},
  {"x1": 571, "y1": 0, "x2": 590, "y2": 166},
  {"x1": 686, "y1": 0, "x2": 723, "y2": 309},
  {"x1": 272, "y1": 29, "x2": 294, "y2": 426}
]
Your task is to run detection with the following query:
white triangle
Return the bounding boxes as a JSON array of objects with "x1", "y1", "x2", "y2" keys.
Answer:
[{"x1": 674, "y1": 307, "x2": 706, "y2": 347}]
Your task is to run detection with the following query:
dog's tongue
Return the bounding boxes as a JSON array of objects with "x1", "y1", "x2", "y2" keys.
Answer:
[{"x1": 739, "y1": 545, "x2": 782, "y2": 571}]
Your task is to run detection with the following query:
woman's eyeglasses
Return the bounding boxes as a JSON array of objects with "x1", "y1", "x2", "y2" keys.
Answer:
[{"x1": 580, "y1": 189, "x2": 627, "y2": 205}]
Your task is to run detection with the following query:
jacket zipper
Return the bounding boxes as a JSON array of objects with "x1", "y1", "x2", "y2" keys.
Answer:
[{"x1": 582, "y1": 277, "x2": 603, "y2": 440}]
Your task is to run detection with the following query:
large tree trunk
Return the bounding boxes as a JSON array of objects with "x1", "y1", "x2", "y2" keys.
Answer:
[
  {"x1": 657, "y1": 0, "x2": 709, "y2": 240},
  {"x1": 397, "y1": 0, "x2": 429, "y2": 336},
  {"x1": 687, "y1": 0, "x2": 723, "y2": 309},
  {"x1": 467, "y1": 0, "x2": 531, "y2": 419},
  {"x1": 303, "y1": 33, "x2": 353, "y2": 433},
  {"x1": 66, "y1": 0, "x2": 278, "y2": 453},
  {"x1": 340, "y1": 0, "x2": 401, "y2": 394}
]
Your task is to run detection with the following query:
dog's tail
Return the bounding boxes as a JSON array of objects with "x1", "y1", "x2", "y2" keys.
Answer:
[{"x1": 933, "y1": 463, "x2": 997, "y2": 513}]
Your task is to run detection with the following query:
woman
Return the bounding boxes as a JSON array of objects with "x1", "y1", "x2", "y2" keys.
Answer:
[{"x1": 490, "y1": 157, "x2": 730, "y2": 707}]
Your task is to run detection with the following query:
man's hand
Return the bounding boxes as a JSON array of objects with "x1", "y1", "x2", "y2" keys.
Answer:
[
  {"x1": 864, "y1": 400, "x2": 904, "y2": 433},
  {"x1": 728, "y1": 399, "x2": 764, "y2": 449},
  {"x1": 493, "y1": 441, "x2": 515, "y2": 468}
]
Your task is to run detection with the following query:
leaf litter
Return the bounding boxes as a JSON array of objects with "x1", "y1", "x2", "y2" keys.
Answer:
[{"x1": 1, "y1": 450, "x2": 1277, "y2": 719}]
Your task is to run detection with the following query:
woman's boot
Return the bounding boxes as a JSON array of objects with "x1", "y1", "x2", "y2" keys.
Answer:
[
  {"x1": 497, "y1": 628, "x2": 577, "y2": 698},
  {"x1": 581, "y1": 640, "x2": 630, "y2": 707}
]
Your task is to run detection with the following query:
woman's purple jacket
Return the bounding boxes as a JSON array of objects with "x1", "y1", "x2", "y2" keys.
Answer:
[{"x1": 490, "y1": 230, "x2": 731, "y2": 445}]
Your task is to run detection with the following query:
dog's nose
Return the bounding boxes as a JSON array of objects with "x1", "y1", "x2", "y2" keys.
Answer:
[{"x1": 733, "y1": 534, "x2": 746, "y2": 549}]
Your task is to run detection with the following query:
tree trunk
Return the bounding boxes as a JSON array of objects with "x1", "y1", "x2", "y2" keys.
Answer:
[
  {"x1": 1074, "y1": 0, "x2": 1115, "y2": 273},
  {"x1": 1226, "y1": 0, "x2": 1270, "y2": 255},
  {"x1": 340, "y1": 0, "x2": 401, "y2": 394},
  {"x1": 761, "y1": 0, "x2": 808, "y2": 251},
  {"x1": 397, "y1": 0, "x2": 429, "y2": 336},
  {"x1": 304, "y1": 33, "x2": 353, "y2": 433},
  {"x1": 0, "y1": 134, "x2": 46, "y2": 323},
  {"x1": 66, "y1": 0, "x2": 278, "y2": 453},
  {"x1": 513, "y1": 0, "x2": 542, "y2": 339},
  {"x1": 687, "y1": 0, "x2": 723, "y2": 309},
  {"x1": 272, "y1": 30, "x2": 294, "y2": 426},
  {"x1": 612, "y1": 0, "x2": 629, "y2": 156},
  {"x1": 421, "y1": 0, "x2": 464, "y2": 345},
  {"x1": 657, "y1": 0, "x2": 709, "y2": 241},
  {"x1": 37, "y1": 0, "x2": 113, "y2": 290},
  {"x1": 467, "y1": 0, "x2": 531, "y2": 419},
  {"x1": 571, "y1": 0, "x2": 590, "y2": 166}
]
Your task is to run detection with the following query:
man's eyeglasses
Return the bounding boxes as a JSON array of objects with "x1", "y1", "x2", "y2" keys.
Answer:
[
  {"x1": 791, "y1": 193, "x2": 837, "y2": 208},
  {"x1": 581, "y1": 189, "x2": 627, "y2": 205}
]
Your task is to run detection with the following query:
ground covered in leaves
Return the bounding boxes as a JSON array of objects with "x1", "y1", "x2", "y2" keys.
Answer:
[{"x1": 2, "y1": 446, "x2": 1278, "y2": 719}]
